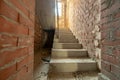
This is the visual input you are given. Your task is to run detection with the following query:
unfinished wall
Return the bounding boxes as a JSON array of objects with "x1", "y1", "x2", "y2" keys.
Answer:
[
  {"x1": 36, "y1": 0, "x2": 55, "y2": 29},
  {"x1": 0, "y1": 0, "x2": 35, "y2": 80},
  {"x1": 99, "y1": 0, "x2": 120, "y2": 80},
  {"x1": 67, "y1": 0, "x2": 101, "y2": 69},
  {"x1": 34, "y1": 16, "x2": 47, "y2": 51}
]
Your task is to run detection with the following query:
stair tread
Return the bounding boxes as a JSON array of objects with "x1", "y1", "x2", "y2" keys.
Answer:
[
  {"x1": 53, "y1": 43, "x2": 83, "y2": 49},
  {"x1": 53, "y1": 43, "x2": 81, "y2": 44},
  {"x1": 52, "y1": 49, "x2": 87, "y2": 51},
  {"x1": 50, "y1": 58, "x2": 96, "y2": 63}
]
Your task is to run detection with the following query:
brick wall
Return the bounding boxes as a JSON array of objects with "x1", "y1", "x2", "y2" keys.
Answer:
[
  {"x1": 0, "y1": 0, "x2": 35, "y2": 80},
  {"x1": 34, "y1": 16, "x2": 46, "y2": 51},
  {"x1": 67, "y1": 0, "x2": 101, "y2": 69},
  {"x1": 99, "y1": 0, "x2": 120, "y2": 80}
]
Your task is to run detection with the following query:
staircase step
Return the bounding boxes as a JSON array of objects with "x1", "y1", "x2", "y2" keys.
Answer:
[
  {"x1": 59, "y1": 35, "x2": 75, "y2": 40},
  {"x1": 52, "y1": 49, "x2": 88, "y2": 58},
  {"x1": 53, "y1": 43, "x2": 83, "y2": 49},
  {"x1": 48, "y1": 71, "x2": 98, "y2": 80},
  {"x1": 59, "y1": 33, "x2": 73, "y2": 37},
  {"x1": 50, "y1": 58, "x2": 98, "y2": 72},
  {"x1": 54, "y1": 39, "x2": 78, "y2": 43},
  {"x1": 59, "y1": 39, "x2": 78, "y2": 43},
  {"x1": 54, "y1": 39, "x2": 59, "y2": 43},
  {"x1": 59, "y1": 29, "x2": 71, "y2": 32},
  {"x1": 59, "y1": 32, "x2": 73, "y2": 35}
]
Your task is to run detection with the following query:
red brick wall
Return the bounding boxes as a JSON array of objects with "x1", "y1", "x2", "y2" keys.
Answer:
[
  {"x1": 99, "y1": 0, "x2": 120, "y2": 80},
  {"x1": 0, "y1": 0, "x2": 35, "y2": 80}
]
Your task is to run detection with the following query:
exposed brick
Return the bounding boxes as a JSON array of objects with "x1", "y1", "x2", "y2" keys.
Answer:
[
  {"x1": 0, "y1": 0, "x2": 19, "y2": 21},
  {"x1": 0, "y1": 47, "x2": 28, "y2": 67},
  {"x1": 0, "y1": 64, "x2": 17, "y2": 80},
  {"x1": 111, "y1": 65, "x2": 120, "y2": 79},
  {"x1": 16, "y1": 54, "x2": 33, "y2": 71},
  {"x1": 101, "y1": 69, "x2": 118, "y2": 80},
  {"x1": 15, "y1": 66, "x2": 29, "y2": 80},
  {"x1": 0, "y1": 17, "x2": 29, "y2": 35},
  {"x1": 17, "y1": 37, "x2": 33, "y2": 46},
  {"x1": 0, "y1": 34, "x2": 17, "y2": 49},
  {"x1": 0, "y1": 0, "x2": 35, "y2": 79},
  {"x1": 101, "y1": 61, "x2": 111, "y2": 72},
  {"x1": 100, "y1": 0, "x2": 120, "y2": 80},
  {"x1": 21, "y1": 0, "x2": 35, "y2": 12},
  {"x1": 67, "y1": 0, "x2": 100, "y2": 59},
  {"x1": 18, "y1": 14, "x2": 34, "y2": 27},
  {"x1": 9, "y1": 0, "x2": 29, "y2": 17}
]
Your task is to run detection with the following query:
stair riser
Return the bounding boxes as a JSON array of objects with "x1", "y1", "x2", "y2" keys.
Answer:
[
  {"x1": 58, "y1": 39, "x2": 78, "y2": 43},
  {"x1": 52, "y1": 51, "x2": 88, "y2": 58},
  {"x1": 53, "y1": 44, "x2": 83, "y2": 49},
  {"x1": 54, "y1": 38, "x2": 78, "y2": 43},
  {"x1": 53, "y1": 38, "x2": 78, "y2": 43},
  {"x1": 59, "y1": 32, "x2": 73, "y2": 35},
  {"x1": 54, "y1": 39, "x2": 59, "y2": 43},
  {"x1": 50, "y1": 63, "x2": 98, "y2": 72},
  {"x1": 59, "y1": 36, "x2": 75, "y2": 40}
]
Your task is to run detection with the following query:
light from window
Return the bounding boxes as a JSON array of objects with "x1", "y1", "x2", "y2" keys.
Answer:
[{"x1": 55, "y1": 2, "x2": 62, "y2": 16}]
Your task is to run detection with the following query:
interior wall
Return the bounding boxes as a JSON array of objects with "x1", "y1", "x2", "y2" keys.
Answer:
[
  {"x1": 67, "y1": 0, "x2": 101, "y2": 69},
  {"x1": 36, "y1": 0, "x2": 55, "y2": 29},
  {"x1": 34, "y1": 16, "x2": 45, "y2": 51},
  {"x1": 99, "y1": 0, "x2": 120, "y2": 80}
]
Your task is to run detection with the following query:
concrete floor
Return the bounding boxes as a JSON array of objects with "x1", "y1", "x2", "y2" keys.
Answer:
[
  {"x1": 34, "y1": 49, "x2": 98, "y2": 80},
  {"x1": 34, "y1": 63, "x2": 49, "y2": 80},
  {"x1": 48, "y1": 71, "x2": 98, "y2": 80},
  {"x1": 34, "y1": 49, "x2": 50, "y2": 80}
]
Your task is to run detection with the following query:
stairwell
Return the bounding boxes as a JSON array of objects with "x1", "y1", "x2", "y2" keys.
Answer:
[{"x1": 48, "y1": 28, "x2": 99, "y2": 80}]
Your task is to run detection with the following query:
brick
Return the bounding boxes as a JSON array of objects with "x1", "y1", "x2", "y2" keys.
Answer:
[
  {"x1": 101, "y1": 61, "x2": 111, "y2": 72},
  {"x1": 18, "y1": 14, "x2": 34, "y2": 27},
  {"x1": 28, "y1": 45, "x2": 34, "y2": 54},
  {"x1": 0, "y1": 0, "x2": 34, "y2": 79},
  {"x1": 103, "y1": 40, "x2": 120, "y2": 46},
  {"x1": 0, "y1": 34, "x2": 17, "y2": 49},
  {"x1": 29, "y1": 13, "x2": 35, "y2": 22},
  {"x1": 27, "y1": 63, "x2": 33, "y2": 73},
  {"x1": 0, "y1": 64, "x2": 17, "y2": 80},
  {"x1": 111, "y1": 65, "x2": 120, "y2": 79},
  {"x1": 0, "y1": 0, "x2": 19, "y2": 21},
  {"x1": 0, "y1": 17, "x2": 29, "y2": 35},
  {"x1": 114, "y1": 27, "x2": 120, "y2": 38},
  {"x1": 101, "y1": 69, "x2": 118, "y2": 80},
  {"x1": 102, "y1": 52, "x2": 120, "y2": 67},
  {"x1": 98, "y1": 73, "x2": 111, "y2": 80},
  {"x1": 17, "y1": 37, "x2": 33, "y2": 46},
  {"x1": 0, "y1": 47, "x2": 28, "y2": 67},
  {"x1": 15, "y1": 66, "x2": 29, "y2": 80},
  {"x1": 29, "y1": 28, "x2": 34, "y2": 36},
  {"x1": 9, "y1": 0, "x2": 29, "y2": 17},
  {"x1": 16, "y1": 54, "x2": 33, "y2": 71},
  {"x1": 21, "y1": 0, "x2": 35, "y2": 12},
  {"x1": 114, "y1": 46, "x2": 120, "y2": 58}
]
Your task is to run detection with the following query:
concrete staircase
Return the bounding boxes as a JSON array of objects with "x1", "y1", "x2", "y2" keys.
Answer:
[{"x1": 48, "y1": 28, "x2": 99, "y2": 80}]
